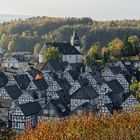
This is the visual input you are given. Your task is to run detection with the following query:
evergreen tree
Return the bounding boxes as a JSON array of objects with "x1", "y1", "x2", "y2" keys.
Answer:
[
  {"x1": 122, "y1": 33, "x2": 130, "y2": 56},
  {"x1": 128, "y1": 35, "x2": 139, "y2": 55},
  {"x1": 102, "y1": 47, "x2": 108, "y2": 65},
  {"x1": 122, "y1": 33, "x2": 134, "y2": 56},
  {"x1": 81, "y1": 35, "x2": 88, "y2": 54}
]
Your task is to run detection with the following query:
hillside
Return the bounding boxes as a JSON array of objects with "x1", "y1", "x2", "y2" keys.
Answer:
[{"x1": 0, "y1": 17, "x2": 140, "y2": 52}]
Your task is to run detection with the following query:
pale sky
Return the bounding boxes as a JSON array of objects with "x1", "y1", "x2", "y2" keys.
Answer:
[{"x1": 0, "y1": 0, "x2": 140, "y2": 20}]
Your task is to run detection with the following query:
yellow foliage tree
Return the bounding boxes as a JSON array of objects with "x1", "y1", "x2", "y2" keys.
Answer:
[
  {"x1": 7, "y1": 40, "x2": 15, "y2": 51},
  {"x1": 131, "y1": 81, "x2": 140, "y2": 97},
  {"x1": 86, "y1": 43, "x2": 101, "y2": 65},
  {"x1": 108, "y1": 38, "x2": 123, "y2": 58},
  {"x1": 17, "y1": 112, "x2": 140, "y2": 140}
]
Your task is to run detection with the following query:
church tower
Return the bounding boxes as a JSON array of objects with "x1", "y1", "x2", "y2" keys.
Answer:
[{"x1": 70, "y1": 30, "x2": 80, "y2": 52}]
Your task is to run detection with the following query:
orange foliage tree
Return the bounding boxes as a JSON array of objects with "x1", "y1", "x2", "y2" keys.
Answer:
[{"x1": 16, "y1": 111, "x2": 140, "y2": 140}]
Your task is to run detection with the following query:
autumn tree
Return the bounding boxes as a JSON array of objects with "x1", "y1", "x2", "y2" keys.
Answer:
[
  {"x1": 0, "y1": 128, "x2": 16, "y2": 140},
  {"x1": 7, "y1": 40, "x2": 15, "y2": 51},
  {"x1": 86, "y1": 43, "x2": 101, "y2": 65},
  {"x1": 4, "y1": 52, "x2": 12, "y2": 58},
  {"x1": 18, "y1": 112, "x2": 140, "y2": 140},
  {"x1": 0, "y1": 34, "x2": 9, "y2": 49},
  {"x1": 131, "y1": 80, "x2": 140, "y2": 97},
  {"x1": 108, "y1": 38, "x2": 123, "y2": 58},
  {"x1": 128, "y1": 35, "x2": 139, "y2": 55},
  {"x1": 44, "y1": 46, "x2": 62, "y2": 62}
]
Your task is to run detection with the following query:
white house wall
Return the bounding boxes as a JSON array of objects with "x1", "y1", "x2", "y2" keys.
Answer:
[{"x1": 62, "y1": 55, "x2": 82, "y2": 63}]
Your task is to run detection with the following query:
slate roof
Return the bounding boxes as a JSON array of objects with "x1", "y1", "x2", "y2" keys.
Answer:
[
  {"x1": 29, "y1": 91, "x2": 39, "y2": 100},
  {"x1": 56, "y1": 78, "x2": 71, "y2": 91},
  {"x1": 4, "y1": 85, "x2": 22, "y2": 100},
  {"x1": 71, "y1": 102, "x2": 98, "y2": 115},
  {"x1": 107, "y1": 92, "x2": 123, "y2": 105},
  {"x1": 71, "y1": 86, "x2": 98, "y2": 100},
  {"x1": 122, "y1": 92, "x2": 137, "y2": 102},
  {"x1": 0, "y1": 71, "x2": 8, "y2": 88},
  {"x1": 70, "y1": 63, "x2": 85, "y2": 73},
  {"x1": 122, "y1": 72, "x2": 132, "y2": 83},
  {"x1": 90, "y1": 64, "x2": 101, "y2": 73},
  {"x1": 109, "y1": 66, "x2": 122, "y2": 75},
  {"x1": 19, "y1": 101, "x2": 42, "y2": 117},
  {"x1": 44, "y1": 99, "x2": 70, "y2": 117},
  {"x1": 106, "y1": 80, "x2": 124, "y2": 94},
  {"x1": 113, "y1": 60, "x2": 132, "y2": 68},
  {"x1": 33, "y1": 77, "x2": 49, "y2": 91},
  {"x1": 45, "y1": 42, "x2": 81, "y2": 55},
  {"x1": 92, "y1": 72, "x2": 105, "y2": 84},
  {"x1": 45, "y1": 71, "x2": 58, "y2": 81},
  {"x1": 105, "y1": 103, "x2": 122, "y2": 114},
  {"x1": 77, "y1": 77, "x2": 89, "y2": 86},
  {"x1": 56, "y1": 90, "x2": 70, "y2": 104},
  {"x1": 68, "y1": 70, "x2": 80, "y2": 80},
  {"x1": 42, "y1": 60, "x2": 68, "y2": 72},
  {"x1": 72, "y1": 30, "x2": 79, "y2": 40},
  {"x1": 14, "y1": 74, "x2": 31, "y2": 90}
]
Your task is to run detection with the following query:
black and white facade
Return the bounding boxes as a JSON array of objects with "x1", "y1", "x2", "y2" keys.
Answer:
[{"x1": 0, "y1": 59, "x2": 139, "y2": 132}]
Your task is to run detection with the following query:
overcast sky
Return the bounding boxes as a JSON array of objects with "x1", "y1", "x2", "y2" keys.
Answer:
[{"x1": 0, "y1": 0, "x2": 140, "y2": 20}]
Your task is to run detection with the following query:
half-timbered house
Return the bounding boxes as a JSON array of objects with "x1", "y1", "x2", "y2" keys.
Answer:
[
  {"x1": 41, "y1": 99, "x2": 70, "y2": 120},
  {"x1": 9, "y1": 101, "x2": 42, "y2": 130},
  {"x1": 70, "y1": 86, "x2": 98, "y2": 110}
]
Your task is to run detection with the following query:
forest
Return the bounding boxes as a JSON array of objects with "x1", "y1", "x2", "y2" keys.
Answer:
[{"x1": 0, "y1": 17, "x2": 140, "y2": 53}]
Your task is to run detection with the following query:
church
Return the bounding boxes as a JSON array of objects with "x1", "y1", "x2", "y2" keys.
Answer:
[{"x1": 39, "y1": 31, "x2": 83, "y2": 63}]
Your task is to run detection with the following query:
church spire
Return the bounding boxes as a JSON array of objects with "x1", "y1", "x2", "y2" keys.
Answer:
[
  {"x1": 70, "y1": 30, "x2": 80, "y2": 51},
  {"x1": 73, "y1": 30, "x2": 79, "y2": 40}
]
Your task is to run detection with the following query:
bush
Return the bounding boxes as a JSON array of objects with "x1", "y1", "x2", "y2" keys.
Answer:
[
  {"x1": 17, "y1": 111, "x2": 140, "y2": 140},
  {"x1": 0, "y1": 128, "x2": 16, "y2": 140}
]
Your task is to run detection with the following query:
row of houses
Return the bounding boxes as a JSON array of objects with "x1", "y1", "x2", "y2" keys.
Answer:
[
  {"x1": 0, "y1": 59, "x2": 139, "y2": 131},
  {"x1": 0, "y1": 30, "x2": 139, "y2": 131}
]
